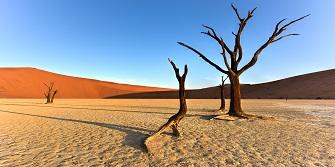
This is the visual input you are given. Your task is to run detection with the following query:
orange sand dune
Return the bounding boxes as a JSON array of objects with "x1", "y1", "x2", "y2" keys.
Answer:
[
  {"x1": 0, "y1": 68, "x2": 172, "y2": 98},
  {"x1": 0, "y1": 67, "x2": 334, "y2": 99}
]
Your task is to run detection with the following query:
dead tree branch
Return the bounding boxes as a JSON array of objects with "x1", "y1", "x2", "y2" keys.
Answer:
[
  {"x1": 145, "y1": 59, "x2": 188, "y2": 149},
  {"x1": 238, "y1": 14, "x2": 310, "y2": 75}
]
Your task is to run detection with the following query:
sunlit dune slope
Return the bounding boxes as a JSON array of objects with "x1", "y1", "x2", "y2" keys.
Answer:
[{"x1": 0, "y1": 67, "x2": 172, "y2": 98}]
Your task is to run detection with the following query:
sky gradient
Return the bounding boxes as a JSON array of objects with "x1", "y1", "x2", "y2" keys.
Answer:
[{"x1": 0, "y1": 0, "x2": 334, "y2": 89}]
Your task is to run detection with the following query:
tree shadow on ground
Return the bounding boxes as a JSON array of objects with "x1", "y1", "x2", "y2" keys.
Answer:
[
  {"x1": 1, "y1": 103, "x2": 211, "y2": 118},
  {"x1": 1, "y1": 102, "x2": 210, "y2": 112},
  {"x1": 199, "y1": 115, "x2": 218, "y2": 120},
  {"x1": 0, "y1": 103, "x2": 175, "y2": 116},
  {"x1": 0, "y1": 109, "x2": 151, "y2": 152}
]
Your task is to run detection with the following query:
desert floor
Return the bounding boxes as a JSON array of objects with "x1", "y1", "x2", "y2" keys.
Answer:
[{"x1": 0, "y1": 99, "x2": 334, "y2": 166}]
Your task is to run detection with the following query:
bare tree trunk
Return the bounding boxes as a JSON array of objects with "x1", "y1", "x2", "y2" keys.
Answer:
[
  {"x1": 227, "y1": 75, "x2": 244, "y2": 116},
  {"x1": 219, "y1": 84, "x2": 225, "y2": 110},
  {"x1": 45, "y1": 93, "x2": 51, "y2": 104},
  {"x1": 145, "y1": 59, "x2": 188, "y2": 148},
  {"x1": 51, "y1": 90, "x2": 58, "y2": 103},
  {"x1": 219, "y1": 76, "x2": 228, "y2": 111}
]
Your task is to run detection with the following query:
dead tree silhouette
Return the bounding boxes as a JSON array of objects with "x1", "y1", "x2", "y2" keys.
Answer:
[
  {"x1": 145, "y1": 59, "x2": 188, "y2": 149},
  {"x1": 218, "y1": 76, "x2": 228, "y2": 112},
  {"x1": 178, "y1": 4, "x2": 309, "y2": 118},
  {"x1": 43, "y1": 82, "x2": 58, "y2": 104},
  {"x1": 51, "y1": 90, "x2": 58, "y2": 103}
]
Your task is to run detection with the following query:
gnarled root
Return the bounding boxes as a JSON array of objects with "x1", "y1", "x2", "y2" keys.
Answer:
[
  {"x1": 213, "y1": 109, "x2": 227, "y2": 114},
  {"x1": 144, "y1": 119, "x2": 181, "y2": 151},
  {"x1": 214, "y1": 112, "x2": 274, "y2": 121}
]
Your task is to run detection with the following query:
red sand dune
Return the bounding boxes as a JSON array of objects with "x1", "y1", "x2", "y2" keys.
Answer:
[
  {"x1": 0, "y1": 67, "x2": 334, "y2": 99},
  {"x1": 0, "y1": 67, "x2": 172, "y2": 98}
]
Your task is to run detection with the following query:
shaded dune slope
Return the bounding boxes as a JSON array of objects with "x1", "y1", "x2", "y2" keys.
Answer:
[{"x1": 109, "y1": 69, "x2": 335, "y2": 99}]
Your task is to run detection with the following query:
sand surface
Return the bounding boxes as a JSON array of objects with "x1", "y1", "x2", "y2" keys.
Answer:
[{"x1": 0, "y1": 99, "x2": 334, "y2": 166}]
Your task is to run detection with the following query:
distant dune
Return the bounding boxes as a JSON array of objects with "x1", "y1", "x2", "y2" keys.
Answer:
[
  {"x1": 109, "y1": 69, "x2": 335, "y2": 99},
  {"x1": 0, "y1": 67, "x2": 334, "y2": 99},
  {"x1": 0, "y1": 68, "x2": 172, "y2": 98}
]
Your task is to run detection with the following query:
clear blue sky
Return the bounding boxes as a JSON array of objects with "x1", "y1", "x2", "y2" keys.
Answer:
[{"x1": 0, "y1": 0, "x2": 334, "y2": 89}]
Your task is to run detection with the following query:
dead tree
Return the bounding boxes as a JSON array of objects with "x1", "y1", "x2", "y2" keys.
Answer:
[
  {"x1": 178, "y1": 4, "x2": 309, "y2": 118},
  {"x1": 218, "y1": 76, "x2": 228, "y2": 112},
  {"x1": 51, "y1": 90, "x2": 58, "y2": 103},
  {"x1": 145, "y1": 59, "x2": 188, "y2": 147},
  {"x1": 44, "y1": 82, "x2": 57, "y2": 104}
]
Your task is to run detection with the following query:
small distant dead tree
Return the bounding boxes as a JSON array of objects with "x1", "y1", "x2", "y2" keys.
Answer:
[
  {"x1": 218, "y1": 76, "x2": 228, "y2": 112},
  {"x1": 51, "y1": 90, "x2": 58, "y2": 103},
  {"x1": 44, "y1": 82, "x2": 58, "y2": 104},
  {"x1": 178, "y1": 4, "x2": 309, "y2": 118},
  {"x1": 145, "y1": 59, "x2": 188, "y2": 147}
]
